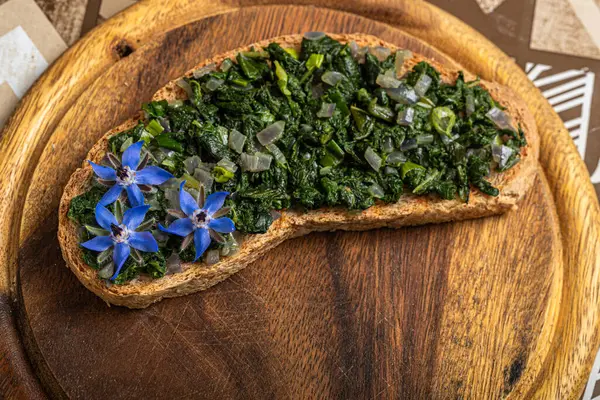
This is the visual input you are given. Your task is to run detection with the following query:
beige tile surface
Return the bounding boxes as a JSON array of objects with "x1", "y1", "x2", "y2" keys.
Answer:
[
  {"x1": 99, "y1": 0, "x2": 135, "y2": 19},
  {"x1": 531, "y1": 0, "x2": 600, "y2": 60},
  {"x1": 0, "y1": 82, "x2": 18, "y2": 127}
]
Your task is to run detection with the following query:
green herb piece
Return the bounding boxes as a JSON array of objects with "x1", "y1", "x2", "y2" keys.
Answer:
[{"x1": 431, "y1": 106, "x2": 456, "y2": 137}]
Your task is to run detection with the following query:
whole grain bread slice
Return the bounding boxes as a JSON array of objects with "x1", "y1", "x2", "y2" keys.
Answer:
[{"x1": 58, "y1": 33, "x2": 539, "y2": 308}]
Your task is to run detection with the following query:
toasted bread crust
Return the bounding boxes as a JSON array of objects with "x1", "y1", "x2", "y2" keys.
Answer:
[{"x1": 58, "y1": 33, "x2": 539, "y2": 308}]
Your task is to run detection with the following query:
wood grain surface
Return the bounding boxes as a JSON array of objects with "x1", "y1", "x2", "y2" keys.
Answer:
[{"x1": 0, "y1": 0, "x2": 598, "y2": 399}]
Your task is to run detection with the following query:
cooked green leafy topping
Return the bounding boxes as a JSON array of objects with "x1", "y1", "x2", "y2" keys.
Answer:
[{"x1": 69, "y1": 34, "x2": 526, "y2": 282}]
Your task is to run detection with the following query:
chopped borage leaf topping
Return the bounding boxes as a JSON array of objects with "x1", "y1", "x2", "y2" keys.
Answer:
[{"x1": 69, "y1": 34, "x2": 526, "y2": 282}]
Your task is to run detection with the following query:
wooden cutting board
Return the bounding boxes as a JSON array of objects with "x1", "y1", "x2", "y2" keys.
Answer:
[{"x1": 1, "y1": 0, "x2": 599, "y2": 399}]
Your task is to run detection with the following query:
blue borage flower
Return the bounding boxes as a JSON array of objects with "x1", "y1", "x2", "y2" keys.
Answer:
[
  {"x1": 89, "y1": 141, "x2": 173, "y2": 207},
  {"x1": 81, "y1": 203, "x2": 159, "y2": 280},
  {"x1": 159, "y1": 181, "x2": 235, "y2": 261}
]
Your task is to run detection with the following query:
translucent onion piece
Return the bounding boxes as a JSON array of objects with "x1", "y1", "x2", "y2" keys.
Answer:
[
  {"x1": 316, "y1": 103, "x2": 336, "y2": 118},
  {"x1": 369, "y1": 46, "x2": 391, "y2": 62},
  {"x1": 382, "y1": 137, "x2": 395, "y2": 153},
  {"x1": 492, "y1": 144, "x2": 514, "y2": 168},
  {"x1": 184, "y1": 155, "x2": 202, "y2": 174},
  {"x1": 193, "y1": 167, "x2": 214, "y2": 189},
  {"x1": 386, "y1": 151, "x2": 407, "y2": 164},
  {"x1": 270, "y1": 210, "x2": 282, "y2": 220},
  {"x1": 304, "y1": 31, "x2": 326, "y2": 40},
  {"x1": 192, "y1": 63, "x2": 216, "y2": 79},
  {"x1": 311, "y1": 83, "x2": 325, "y2": 99},
  {"x1": 206, "y1": 77, "x2": 224, "y2": 91},
  {"x1": 321, "y1": 71, "x2": 345, "y2": 86},
  {"x1": 255, "y1": 152, "x2": 273, "y2": 171},
  {"x1": 400, "y1": 138, "x2": 418, "y2": 151},
  {"x1": 349, "y1": 41, "x2": 359, "y2": 59},
  {"x1": 98, "y1": 262, "x2": 115, "y2": 279},
  {"x1": 365, "y1": 146, "x2": 382, "y2": 171},
  {"x1": 486, "y1": 107, "x2": 515, "y2": 131},
  {"x1": 205, "y1": 249, "x2": 220, "y2": 265},
  {"x1": 217, "y1": 158, "x2": 238, "y2": 172},
  {"x1": 256, "y1": 121, "x2": 285, "y2": 145},
  {"x1": 240, "y1": 153, "x2": 258, "y2": 172},
  {"x1": 228, "y1": 129, "x2": 246, "y2": 153},
  {"x1": 395, "y1": 50, "x2": 413, "y2": 77},
  {"x1": 397, "y1": 107, "x2": 415, "y2": 126},
  {"x1": 369, "y1": 183, "x2": 385, "y2": 199},
  {"x1": 384, "y1": 166, "x2": 399, "y2": 175},
  {"x1": 376, "y1": 73, "x2": 401, "y2": 89},
  {"x1": 414, "y1": 74, "x2": 433, "y2": 97},
  {"x1": 416, "y1": 134, "x2": 434, "y2": 145},
  {"x1": 166, "y1": 253, "x2": 182, "y2": 275},
  {"x1": 466, "y1": 93, "x2": 475, "y2": 117},
  {"x1": 164, "y1": 188, "x2": 180, "y2": 210},
  {"x1": 386, "y1": 85, "x2": 418, "y2": 105},
  {"x1": 176, "y1": 79, "x2": 193, "y2": 97},
  {"x1": 220, "y1": 58, "x2": 233, "y2": 72},
  {"x1": 266, "y1": 143, "x2": 287, "y2": 166}
]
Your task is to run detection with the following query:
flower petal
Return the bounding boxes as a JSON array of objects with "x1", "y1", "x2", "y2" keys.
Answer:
[
  {"x1": 110, "y1": 242, "x2": 130, "y2": 280},
  {"x1": 98, "y1": 184, "x2": 123, "y2": 206},
  {"x1": 81, "y1": 236, "x2": 113, "y2": 252},
  {"x1": 95, "y1": 204, "x2": 118, "y2": 231},
  {"x1": 122, "y1": 205, "x2": 150, "y2": 230},
  {"x1": 135, "y1": 166, "x2": 173, "y2": 185},
  {"x1": 126, "y1": 184, "x2": 145, "y2": 207},
  {"x1": 158, "y1": 218, "x2": 194, "y2": 237},
  {"x1": 204, "y1": 191, "x2": 229, "y2": 216},
  {"x1": 88, "y1": 161, "x2": 117, "y2": 180},
  {"x1": 121, "y1": 141, "x2": 144, "y2": 169},
  {"x1": 179, "y1": 181, "x2": 199, "y2": 216},
  {"x1": 128, "y1": 231, "x2": 159, "y2": 253},
  {"x1": 194, "y1": 228, "x2": 211, "y2": 262},
  {"x1": 207, "y1": 217, "x2": 235, "y2": 233}
]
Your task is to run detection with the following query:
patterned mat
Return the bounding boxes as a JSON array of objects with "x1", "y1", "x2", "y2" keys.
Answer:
[{"x1": 1, "y1": 0, "x2": 599, "y2": 397}]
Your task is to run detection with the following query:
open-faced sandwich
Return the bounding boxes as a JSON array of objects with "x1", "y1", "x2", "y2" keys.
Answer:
[{"x1": 58, "y1": 33, "x2": 539, "y2": 308}]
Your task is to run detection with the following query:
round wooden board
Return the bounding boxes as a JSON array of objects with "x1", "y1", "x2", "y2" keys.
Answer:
[{"x1": 0, "y1": 1, "x2": 599, "y2": 399}]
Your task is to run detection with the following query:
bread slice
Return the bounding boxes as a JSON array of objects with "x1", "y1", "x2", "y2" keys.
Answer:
[{"x1": 58, "y1": 33, "x2": 539, "y2": 308}]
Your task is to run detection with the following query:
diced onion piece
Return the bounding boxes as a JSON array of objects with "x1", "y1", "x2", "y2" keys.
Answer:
[
  {"x1": 192, "y1": 63, "x2": 216, "y2": 79},
  {"x1": 193, "y1": 167, "x2": 214, "y2": 189},
  {"x1": 256, "y1": 152, "x2": 273, "y2": 171},
  {"x1": 486, "y1": 107, "x2": 515, "y2": 131},
  {"x1": 217, "y1": 158, "x2": 238, "y2": 173},
  {"x1": 98, "y1": 262, "x2": 115, "y2": 279},
  {"x1": 416, "y1": 134, "x2": 434, "y2": 145},
  {"x1": 397, "y1": 107, "x2": 415, "y2": 126},
  {"x1": 349, "y1": 41, "x2": 360, "y2": 59},
  {"x1": 376, "y1": 73, "x2": 401, "y2": 89},
  {"x1": 220, "y1": 58, "x2": 233, "y2": 72},
  {"x1": 164, "y1": 188, "x2": 180, "y2": 210},
  {"x1": 256, "y1": 121, "x2": 285, "y2": 145},
  {"x1": 386, "y1": 151, "x2": 407, "y2": 164},
  {"x1": 166, "y1": 253, "x2": 182, "y2": 275},
  {"x1": 369, "y1": 183, "x2": 385, "y2": 199},
  {"x1": 369, "y1": 46, "x2": 391, "y2": 62},
  {"x1": 384, "y1": 166, "x2": 399, "y2": 175},
  {"x1": 466, "y1": 93, "x2": 475, "y2": 117},
  {"x1": 270, "y1": 210, "x2": 282, "y2": 221},
  {"x1": 321, "y1": 71, "x2": 345, "y2": 86},
  {"x1": 266, "y1": 143, "x2": 287, "y2": 166},
  {"x1": 304, "y1": 31, "x2": 326, "y2": 40},
  {"x1": 311, "y1": 83, "x2": 325, "y2": 99},
  {"x1": 386, "y1": 84, "x2": 418, "y2": 105},
  {"x1": 467, "y1": 148, "x2": 488, "y2": 158},
  {"x1": 400, "y1": 138, "x2": 418, "y2": 151},
  {"x1": 382, "y1": 137, "x2": 395, "y2": 153},
  {"x1": 365, "y1": 146, "x2": 382, "y2": 171},
  {"x1": 492, "y1": 144, "x2": 514, "y2": 168},
  {"x1": 206, "y1": 77, "x2": 224, "y2": 91},
  {"x1": 241, "y1": 152, "x2": 272, "y2": 172},
  {"x1": 316, "y1": 103, "x2": 336, "y2": 118},
  {"x1": 395, "y1": 50, "x2": 412, "y2": 77},
  {"x1": 176, "y1": 79, "x2": 193, "y2": 97},
  {"x1": 205, "y1": 249, "x2": 220, "y2": 265},
  {"x1": 184, "y1": 155, "x2": 202, "y2": 174},
  {"x1": 414, "y1": 74, "x2": 433, "y2": 97},
  {"x1": 228, "y1": 129, "x2": 246, "y2": 153}
]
